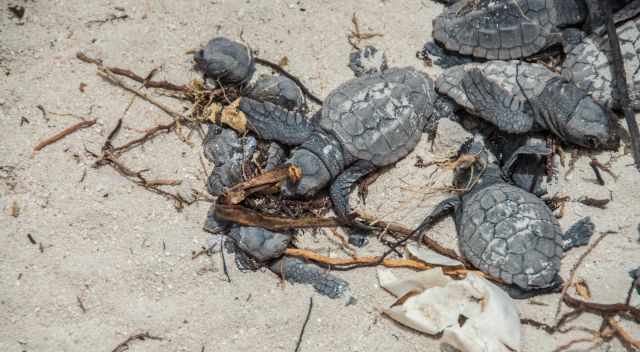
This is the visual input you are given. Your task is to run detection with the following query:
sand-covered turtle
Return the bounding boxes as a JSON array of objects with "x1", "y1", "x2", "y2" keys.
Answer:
[
  {"x1": 194, "y1": 37, "x2": 255, "y2": 85},
  {"x1": 238, "y1": 67, "x2": 436, "y2": 227},
  {"x1": 436, "y1": 60, "x2": 618, "y2": 149},
  {"x1": 432, "y1": 0, "x2": 589, "y2": 60},
  {"x1": 203, "y1": 205, "x2": 350, "y2": 298},
  {"x1": 562, "y1": 13, "x2": 640, "y2": 111},
  {"x1": 414, "y1": 137, "x2": 595, "y2": 297}
]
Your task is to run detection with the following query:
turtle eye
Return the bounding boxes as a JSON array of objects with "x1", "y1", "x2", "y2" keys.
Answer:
[{"x1": 585, "y1": 136, "x2": 599, "y2": 149}]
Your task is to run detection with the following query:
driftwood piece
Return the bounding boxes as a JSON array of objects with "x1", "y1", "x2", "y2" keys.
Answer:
[{"x1": 600, "y1": 0, "x2": 640, "y2": 171}]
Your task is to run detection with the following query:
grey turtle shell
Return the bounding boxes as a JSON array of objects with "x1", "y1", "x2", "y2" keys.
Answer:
[
  {"x1": 433, "y1": 0, "x2": 586, "y2": 60},
  {"x1": 458, "y1": 182, "x2": 563, "y2": 290},
  {"x1": 318, "y1": 67, "x2": 435, "y2": 166},
  {"x1": 562, "y1": 17, "x2": 640, "y2": 111}
]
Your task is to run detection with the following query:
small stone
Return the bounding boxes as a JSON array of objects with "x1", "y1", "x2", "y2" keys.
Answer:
[{"x1": 433, "y1": 118, "x2": 472, "y2": 158}]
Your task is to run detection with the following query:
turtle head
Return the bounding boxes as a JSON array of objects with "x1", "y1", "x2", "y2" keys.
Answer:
[
  {"x1": 564, "y1": 97, "x2": 619, "y2": 150},
  {"x1": 282, "y1": 149, "x2": 332, "y2": 197},
  {"x1": 283, "y1": 133, "x2": 346, "y2": 197},
  {"x1": 194, "y1": 37, "x2": 255, "y2": 85}
]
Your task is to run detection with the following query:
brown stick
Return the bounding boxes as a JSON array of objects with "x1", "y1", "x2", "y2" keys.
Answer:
[
  {"x1": 214, "y1": 203, "x2": 339, "y2": 230},
  {"x1": 356, "y1": 211, "x2": 465, "y2": 264},
  {"x1": 556, "y1": 232, "x2": 610, "y2": 319},
  {"x1": 222, "y1": 165, "x2": 301, "y2": 204},
  {"x1": 97, "y1": 69, "x2": 185, "y2": 120},
  {"x1": 284, "y1": 248, "x2": 472, "y2": 277},
  {"x1": 144, "y1": 179, "x2": 181, "y2": 186},
  {"x1": 33, "y1": 119, "x2": 97, "y2": 154},
  {"x1": 600, "y1": 0, "x2": 640, "y2": 171},
  {"x1": 562, "y1": 294, "x2": 640, "y2": 321},
  {"x1": 111, "y1": 332, "x2": 162, "y2": 352},
  {"x1": 607, "y1": 317, "x2": 640, "y2": 349},
  {"x1": 112, "y1": 121, "x2": 177, "y2": 155},
  {"x1": 76, "y1": 52, "x2": 188, "y2": 92}
]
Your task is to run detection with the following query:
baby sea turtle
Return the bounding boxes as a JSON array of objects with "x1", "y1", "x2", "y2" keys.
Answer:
[
  {"x1": 432, "y1": 0, "x2": 589, "y2": 60},
  {"x1": 436, "y1": 60, "x2": 618, "y2": 149},
  {"x1": 238, "y1": 67, "x2": 436, "y2": 227},
  {"x1": 204, "y1": 73, "x2": 304, "y2": 195},
  {"x1": 203, "y1": 205, "x2": 351, "y2": 298},
  {"x1": 562, "y1": 14, "x2": 640, "y2": 111},
  {"x1": 414, "y1": 137, "x2": 595, "y2": 297},
  {"x1": 194, "y1": 37, "x2": 255, "y2": 85}
]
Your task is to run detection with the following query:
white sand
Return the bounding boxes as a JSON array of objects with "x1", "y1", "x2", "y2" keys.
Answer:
[{"x1": 1, "y1": 1, "x2": 638, "y2": 351}]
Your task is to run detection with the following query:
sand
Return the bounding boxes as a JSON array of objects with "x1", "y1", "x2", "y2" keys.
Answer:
[{"x1": 1, "y1": 1, "x2": 638, "y2": 351}]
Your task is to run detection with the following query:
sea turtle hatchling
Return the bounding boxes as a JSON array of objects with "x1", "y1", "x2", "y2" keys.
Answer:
[
  {"x1": 562, "y1": 13, "x2": 640, "y2": 111},
  {"x1": 237, "y1": 67, "x2": 436, "y2": 228},
  {"x1": 413, "y1": 137, "x2": 595, "y2": 297},
  {"x1": 436, "y1": 60, "x2": 619, "y2": 149},
  {"x1": 194, "y1": 37, "x2": 255, "y2": 85},
  {"x1": 432, "y1": 0, "x2": 589, "y2": 60},
  {"x1": 204, "y1": 205, "x2": 351, "y2": 299}
]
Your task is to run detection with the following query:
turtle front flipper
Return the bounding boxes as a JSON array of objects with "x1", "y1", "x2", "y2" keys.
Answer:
[
  {"x1": 420, "y1": 41, "x2": 474, "y2": 69},
  {"x1": 414, "y1": 196, "x2": 461, "y2": 246},
  {"x1": 561, "y1": 217, "x2": 595, "y2": 251},
  {"x1": 329, "y1": 160, "x2": 377, "y2": 231},
  {"x1": 461, "y1": 68, "x2": 535, "y2": 134},
  {"x1": 238, "y1": 98, "x2": 314, "y2": 146}
]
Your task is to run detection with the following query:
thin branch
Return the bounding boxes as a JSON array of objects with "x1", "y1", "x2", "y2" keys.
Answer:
[
  {"x1": 607, "y1": 317, "x2": 640, "y2": 349},
  {"x1": 77, "y1": 52, "x2": 188, "y2": 92},
  {"x1": 111, "y1": 332, "x2": 162, "y2": 352},
  {"x1": 600, "y1": 0, "x2": 640, "y2": 171},
  {"x1": 294, "y1": 297, "x2": 314, "y2": 352},
  {"x1": 284, "y1": 248, "x2": 473, "y2": 278},
  {"x1": 556, "y1": 232, "x2": 610, "y2": 319},
  {"x1": 33, "y1": 119, "x2": 97, "y2": 155}
]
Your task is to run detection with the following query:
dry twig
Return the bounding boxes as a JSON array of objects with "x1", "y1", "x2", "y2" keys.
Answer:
[
  {"x1": 284, "y1": 248, "x2": 472, "y2": 278},
  {"x1": 600, "y1": 0, "x2": 640, "y2": 171},
  {"x1": 77, "y1": 52, "x2": 188, "y2": 92},
  {"x1": 347, "y1": 13, "x2": 383, "y2": 50},
  {"x1": 111, "y1": 332, "x2": 162, "y2": 352},
  {"x1": 32, "y1": 119, "x2": 96, "y2": 155},
  {"x1": 294, "y1": 297, "x2": 314, "y2": 352},
  {"x1": 556, "y1": 232, "x2": 610, "y2": 319}
]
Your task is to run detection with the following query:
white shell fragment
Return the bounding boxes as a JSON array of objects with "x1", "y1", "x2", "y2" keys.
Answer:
[
  {"x1": 406, "y1": 243, "x2": 464, "y2": 267},
  {"x1": 378, "y1": 268, "x2": 521, "y2": 352}
]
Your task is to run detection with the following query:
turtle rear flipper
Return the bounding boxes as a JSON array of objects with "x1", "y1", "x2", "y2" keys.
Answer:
[
  {"x1": 238, "y1": 98, "x2": 314, "y2": 146},
  {"x1": 415, "y1": 196, "x2": 461, "y2": 246},
  {"x1": 461, "y1": 68, "x2": 535, "y2": 134},
  {"x1": 561, "y1": 217, "x2": 595, "y2": 251},
  {"x1": 504, "y1": 275, "x2": 563, "y2": 299}
]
